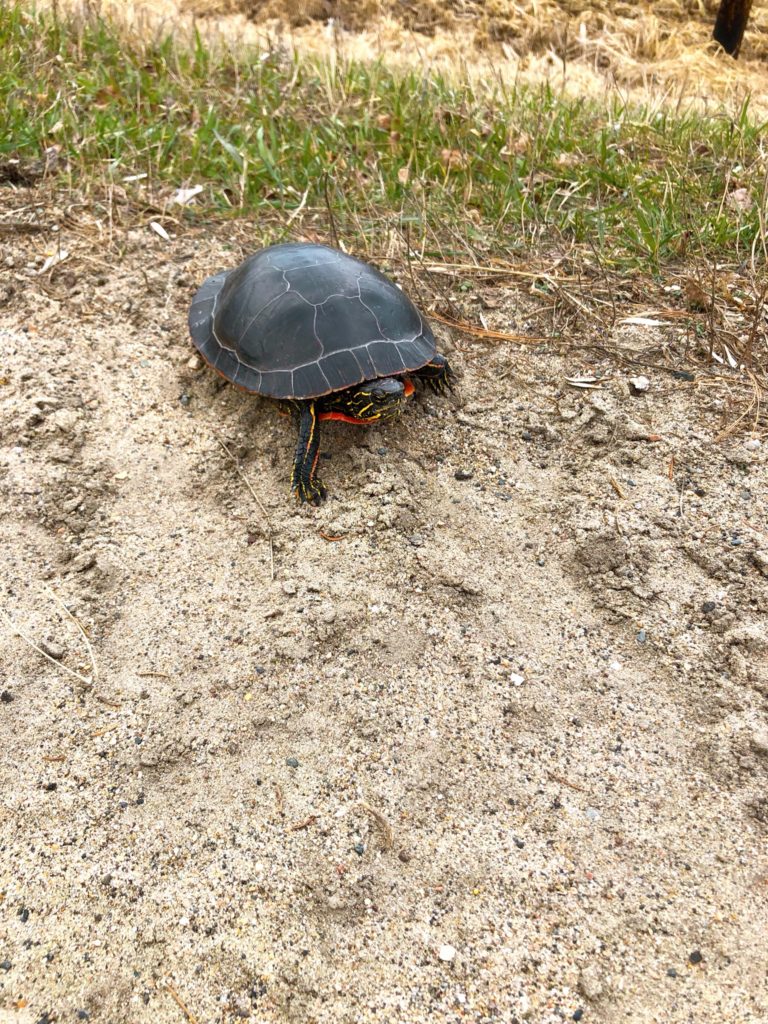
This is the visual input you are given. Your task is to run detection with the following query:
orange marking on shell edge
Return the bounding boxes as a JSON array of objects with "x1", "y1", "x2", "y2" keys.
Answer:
[{"x1": 403, "y1": 377, "x2": 415, "y2": 398}]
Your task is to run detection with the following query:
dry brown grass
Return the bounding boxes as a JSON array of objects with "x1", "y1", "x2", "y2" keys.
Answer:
[
  {"x1": 170, "y1": 0, "x2": 768, "y2": 116},
  {"x1": 186, "y1": 0, "x2": 768, "y2": 59},
  {"x1": 44, "y1": 0, "x2": 768, "y2": 114}
]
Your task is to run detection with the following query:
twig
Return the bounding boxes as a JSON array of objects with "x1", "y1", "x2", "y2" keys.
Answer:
[
  {"x1": 398, "y1": 222, "x2": 462, "y2": 319},
  {"x1": 274, "y1": 783, "x2": 284, "y2": 815},
  {"x1": 360, "y1": 802, "x2": 394, "y2": 850},
  {"x1": 94, "y1": 695, "x2": 121, "y2": 708},
  {"x1": 91, "y1": 724, "x2": 119, "y2": 737},
  {"x1": 0, "y1": 221, "x2": 50, "y2": 235},
  {"x1": 0, "y1": 606, "x2": 92, "y2": 688},
  {"x1": 714, "y1": 366, "x2": 762, "y2": 440},
  {"x1": 43, "y1": 584, "x2": 98, "y2": 686},
  {"x1": 288, "y1": 814, "x2": 318, "y2": 832},
  {"x1": 216, "y1": 436, "x2": 275, "y2": 581},
  {"x1": 163, "y1": 981, "x2": 199, "y2": 1024},
  {"x1": 286, "y1": 184, "x2": 310, "y2": 225},
  {"x1": 430, "y1": 311, "x2": 547, "y2": 344},
  {"x1": 547, "y1": 771, "x2": 587, "y2": 793},
  {"x1": 323, "y1": 172, "x2": 339, "y2": 248}
]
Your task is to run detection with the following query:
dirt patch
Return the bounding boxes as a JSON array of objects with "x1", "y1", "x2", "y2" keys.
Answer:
[{"x1": 1, "y1": 196, "x2": 767, "y2": 1022}]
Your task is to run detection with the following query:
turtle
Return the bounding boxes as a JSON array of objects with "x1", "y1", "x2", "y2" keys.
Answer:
[{"x1": 188, "y1": 242, "x2": 453, "y2": 504}]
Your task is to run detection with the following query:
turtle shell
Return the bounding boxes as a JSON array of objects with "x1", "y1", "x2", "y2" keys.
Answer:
[{"x1": 188, "y1": 242, "x2": 436, "y2": 399}]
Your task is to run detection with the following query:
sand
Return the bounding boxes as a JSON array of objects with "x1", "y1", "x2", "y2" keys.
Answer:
[
  {"x1": 2, "y1": 2, "x2": 768, "y2": 1019},
  {"x1": 1, "y1": 205, "x2": 767, "y2": 1024}
]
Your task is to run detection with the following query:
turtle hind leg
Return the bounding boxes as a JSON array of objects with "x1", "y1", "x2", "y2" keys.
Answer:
[
  {"x1": 411, "y1": 353, "x2": 455, "y2": 394},
  {"x1": 290, "y1": 401, "x2": 327, "y2": 505}
]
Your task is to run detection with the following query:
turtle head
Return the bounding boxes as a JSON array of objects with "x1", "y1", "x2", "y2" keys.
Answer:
[{"x1": 323, "y1": 376, "x2": 414, "y2": 424}]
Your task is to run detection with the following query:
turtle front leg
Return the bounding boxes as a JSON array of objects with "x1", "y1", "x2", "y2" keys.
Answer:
[
  {"x1": 290, "y1": 401, "x2": 327, "y2": 505},
  {"x1": 411, "y1": 353, "x2": 455, "y2": 394}
]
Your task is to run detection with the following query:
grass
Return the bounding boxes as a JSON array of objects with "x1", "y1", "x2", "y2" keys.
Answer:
[{"x1": 1, "y1": 1, "x2": 767, "y2": 277}]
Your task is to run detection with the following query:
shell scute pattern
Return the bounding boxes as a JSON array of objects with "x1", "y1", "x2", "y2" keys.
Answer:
[{"x1": 188, "y1": 243, "x2": 436, "y2": 400}]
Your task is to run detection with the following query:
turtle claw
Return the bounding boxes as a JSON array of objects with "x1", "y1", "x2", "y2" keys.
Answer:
[
  {"x1": 427, "y1": 372, "x2": 455, "y2": 396},
  {"x1": 413, "y1": 356, "x2": 455, "y2": 396},
  {"x1": 292, "y1": 476, "x2": 327, "y2": 506}
]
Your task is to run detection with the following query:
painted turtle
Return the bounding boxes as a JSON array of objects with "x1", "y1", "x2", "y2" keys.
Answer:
[{"x1": 188, "y1": 242, "x2": 453, "y2": 503}]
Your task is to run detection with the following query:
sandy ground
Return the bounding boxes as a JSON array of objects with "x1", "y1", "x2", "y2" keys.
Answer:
[{"x1": 1, "y1": 194, "x2": 767, "y2": 1024}]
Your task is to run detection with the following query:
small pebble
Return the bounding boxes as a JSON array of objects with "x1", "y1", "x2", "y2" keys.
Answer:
[
  {"x1": 578, "y1": 966, "x2": 605, "y2": 1001},
  {"x1": 42, "y1": 782, "x2": 57, "y2": 792},
  {"x1": 77, "y1": 1012, "x2": 90, "y2": 1021},
  {"x1": 353, "y1": 842, "x2": 365, "y2": 856},
  {"x1": 1, "y1": 690, "x2": 14, "y2": 703},
  {"x1": 666, "y1": 968, "x2": 678, "y2": 978},
  {"x1": 61, "y1": 495, "x2": 83, "y2": 513},
  {"x1": 285, "y1": 757, "x2": 299, "y2": 768},
  {"x1": 636, "y1": 629, "x2": 647, "y2": 644},
  {"x1": 573, "y1": 1010, "x2": 584, "y2": 1022},
  {"x1": 179, "y1": 393, "x2": 191, "y2": 407},
  {"x1": 521, "y1": 430, "x2": 533, "y2": 442},
  {"x1": 408, "y1": 534, "x2": 424, "y2": 547},
  {"x1": 744, "y1": 438, "x2": 761, "y2": 451},
  {"x1": 72, "y1": 552, "x2": 96, "y2": 573},
  {"x1": 438, "y1": 944, "x2": 457, "y2": 963},
  {"x1": 0, "y1": 960, "x2": 11, "y2": 971},
  {"x1": 281, "y1": 580, "x2": 297, "y2": 596},
  {"x1": 454, "y1": 469, "x2": 474, "y2": 481},
  {"x1": 629, "y1": 375, "x2": 650, "y2": 393},
  {"x1": 398, "y1": 849, "x2": 411, "y2": 863},
  {"x1": 186, "y1": 354, "x2": 202, "y2": 370},
  {"x1": 749, "y1": 729, "x2": 768, "y2": 757},
  {"x1": 731, "y1": 536, "x2": 743, "y2": 546},
  {"x1": 232, "y1": 994, "x2": 251, "y2": 1018},
  {"x1": 513, "y1": 837, "x2": 525, "y2": 849},
  {"x1": 377, "y1": 447, "x2": 388, "y2": 456},
  {"x1": 688, "y1": 950, "x2": 703, "y2": 964},
  {"x1": 701, "y1": 601, "x2": 717, "y2": 614},
  {"x1": 19, "y1": 908, "x2": 29, "y2": 923},
  {"x1": 40, "y1": 639, "x2": 65, "y2": 661}
]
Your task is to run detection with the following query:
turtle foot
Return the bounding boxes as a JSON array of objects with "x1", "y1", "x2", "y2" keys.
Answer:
[{"x1": 292, "y1": 477, "x2": 327, "y2": 506}]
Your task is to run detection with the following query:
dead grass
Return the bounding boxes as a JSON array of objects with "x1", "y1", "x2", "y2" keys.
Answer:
[
  {"x1": 46, "y1": 0, "x2": 768, "y2": 116},
  {"x1": 184, "y1": 0, "x2": 768, "y2": 97}
]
